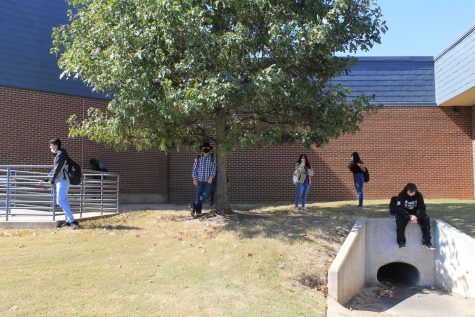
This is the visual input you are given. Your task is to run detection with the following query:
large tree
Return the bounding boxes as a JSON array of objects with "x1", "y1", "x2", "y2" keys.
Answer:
[{"x1": 52, "y1": 0, "x2": 386, "y2": 212}]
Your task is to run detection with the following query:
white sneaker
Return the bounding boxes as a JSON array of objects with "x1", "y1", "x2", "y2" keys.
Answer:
[
  {"x1": 293, "y1": 207, "x2": 299, "y2": 212},
  {"x1": 302, "y1": 207, "x2": 308, "y2": 212}
]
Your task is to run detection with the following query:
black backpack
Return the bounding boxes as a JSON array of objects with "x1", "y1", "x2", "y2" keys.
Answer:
[
  {"x1": 389, "y1": 196, "x2": 406, "y2": 216},
  {"x1": 66, "y1": 158, "x2": 82, "y2": 185},
  {"x1": 363, "y1": 168, "x2": 370, "y2": 183}
]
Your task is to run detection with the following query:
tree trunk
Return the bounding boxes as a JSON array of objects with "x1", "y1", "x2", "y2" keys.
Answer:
[{"x1": 215, "y1": 111, "x2": 231, "y2": 213}]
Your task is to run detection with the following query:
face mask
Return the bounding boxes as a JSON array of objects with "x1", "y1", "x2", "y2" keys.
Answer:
[{"x1": 203, "y1": 148, "x2": 210, "y2": 153}]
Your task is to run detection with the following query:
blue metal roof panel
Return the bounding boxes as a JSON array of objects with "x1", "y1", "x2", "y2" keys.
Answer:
[
  {"x1": 1, "y1": 2, "x2": 436, "y2": 105},
  {"x1": 0, "y1": 0, "x2": 105, "y2": 99},
  {"x1": 331, "y1": 57, "x2": 436, "y2": 105}
]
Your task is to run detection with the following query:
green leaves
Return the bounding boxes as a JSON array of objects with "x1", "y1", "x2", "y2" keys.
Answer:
[{"x1": 53, "y1": 0, "x2": 386, "y2": 152}]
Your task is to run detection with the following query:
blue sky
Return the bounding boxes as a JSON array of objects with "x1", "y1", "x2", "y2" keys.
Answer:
[{"x1": 351, "y1": 0, "x2": 475, "y2": 57}]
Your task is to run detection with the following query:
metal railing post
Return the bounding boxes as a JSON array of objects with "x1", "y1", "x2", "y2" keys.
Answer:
[
  {"x1": 100, "y1": 173, "x2": 104, "y2": 215},
  {"x1": 5, "y1": 167, "x2": 11, "y2": 221},
  {"x1": 116, "y1": 175, "x2": 120, "y2": 214},
  {"x1": 80, "y1": 176, "x2": 84, "y2": 218},
  {"x1": 51, "y1": 184, "x2": 56, "y2": 222},
  {"x1": 0, "y1": 165, "x2": 120, "y2": 221}
]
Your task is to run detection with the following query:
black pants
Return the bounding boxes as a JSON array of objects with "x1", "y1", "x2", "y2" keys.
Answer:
[{"x1": 395, "y1": 212, "x2": 431, "y2": 245}]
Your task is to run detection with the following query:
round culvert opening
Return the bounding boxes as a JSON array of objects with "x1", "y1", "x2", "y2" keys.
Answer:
[{"x1": 377, "y1": 262, "x2": 420, "y2": 286}]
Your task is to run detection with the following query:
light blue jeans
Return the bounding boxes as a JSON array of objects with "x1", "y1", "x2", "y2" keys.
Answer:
[
  {"x1": 55, "y1": 177, "x2": 75, "y2": 223},
  {"x1": 295, "y1": 177, "x2": 310, "y2": 208}
]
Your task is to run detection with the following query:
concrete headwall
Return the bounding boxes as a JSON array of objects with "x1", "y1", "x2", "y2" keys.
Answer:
[
  {"x1": 365, "y1": 218, "x2": 435, "y2": 286},
  {"x1": 435, "y1": 220, "x2": 475, "y2": 298},
  {"x1": 328, "y1": 219, "x2": 366, "y2": 305},
  {"x1": 329, "y1": 218, "x2": 475, "y2": 305}
]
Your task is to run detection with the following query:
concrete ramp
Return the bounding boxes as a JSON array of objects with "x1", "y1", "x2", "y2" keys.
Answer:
[{"x1": 328, "y1": 217, "x2": 475, "y2": 316}]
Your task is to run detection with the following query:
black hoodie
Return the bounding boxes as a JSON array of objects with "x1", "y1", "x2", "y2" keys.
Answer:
[{"x1": 396, "y1": 189, "x2": 427, "y2": 218}]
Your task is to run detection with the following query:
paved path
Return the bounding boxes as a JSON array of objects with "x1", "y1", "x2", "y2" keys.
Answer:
[
  {"x1": 328, "y1": 286, "x2": 475, "y2": 316},
  {"x1": 0, "y1": 204, "x2": 187, "y2": 228}
]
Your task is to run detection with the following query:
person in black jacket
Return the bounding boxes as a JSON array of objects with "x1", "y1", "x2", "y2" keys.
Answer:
[
  {"x1": 348, "y1": 152, "x2": 366, "y2": 207},
  {"x1": 39, "y1": 138, "x2": 78, "y2": 230},
  {"x1": 390, "y1": 183, "x2": 433, "y2": 249}
]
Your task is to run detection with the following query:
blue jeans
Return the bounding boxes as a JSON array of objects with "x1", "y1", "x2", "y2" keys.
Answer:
[
  {"x1": 354, "y1": 173, "x2": 364, "y2": 207},
  {"x1": 55, "y1": 177, "x2": 75, "y2": 223},
  {"x1": 193, "y1": 181, "x2": 213, "y2": 213},
  {"x1": 295, "y1": 178, "x2": 310, "y2": 208}
]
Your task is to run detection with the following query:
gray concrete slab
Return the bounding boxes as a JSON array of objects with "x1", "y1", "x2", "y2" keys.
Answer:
[
  {"x1": 328, "y1": 286, "x2": 475, "y2": 317},
  {"x1": 0, "y1": 208, "x2": 117, "y2": 228}
]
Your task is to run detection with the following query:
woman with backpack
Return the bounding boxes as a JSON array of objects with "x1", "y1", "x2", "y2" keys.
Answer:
[
  {"x1": 293, "y1": 154, "x2": 314, "y2": 212},
  {"x1": 348, "y1": 152, "x2": 367, "y2": 207},
  {"x1": 39, "y1": 138, "x2": 78, "y2": 230}
]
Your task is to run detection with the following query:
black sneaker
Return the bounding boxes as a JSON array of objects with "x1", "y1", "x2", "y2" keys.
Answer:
[
  {"x1": 71, "y1": 221, "x2": 79, "y2": 230},
  {"x1": 399, "y1": 243, "x2": 406, "y2": 248},
  {"x1": 422, "y1": 243, "x2": 435, "y2": 250},
  {"x1": 59, "y1": 221, "x2": 71, "y2": 228}
]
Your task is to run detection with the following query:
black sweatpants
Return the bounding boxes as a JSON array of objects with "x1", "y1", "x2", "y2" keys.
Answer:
[{"x1": 395, "y1": 212, "x2": 431, "y2": 245}]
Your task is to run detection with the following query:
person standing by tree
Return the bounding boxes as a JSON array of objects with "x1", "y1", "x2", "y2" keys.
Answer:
[
  {"x1": 53, "y1": 0, "x2": 387, "y2": 212},
  {"x1": 348, "y1": 152, "x2": 366, "y2": 207},
  {"x1": 293, "y1": 154, "x2": 314, "y2": 212},
  {"x1": 39, "y1": 138, "x2": 78, "y2": 230},
  {"x1": 190, "y1": 142, "x2": 216, "y2": 217}
]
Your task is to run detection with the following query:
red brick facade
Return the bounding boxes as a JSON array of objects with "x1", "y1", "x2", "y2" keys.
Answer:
[
  {"x1": 1, "y1": 86, "x2": 474, "y2": 204},
  {"x1": 0, "y1": 87, "x2": 168, "y2": 203},
  {"x1": 169, "y1": 106, "x2": 474, "y2": 203}
]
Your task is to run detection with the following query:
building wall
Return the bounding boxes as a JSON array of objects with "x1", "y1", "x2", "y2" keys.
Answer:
[
  {"x1": 472, "y1": 106, "x2": 475, "y2": 198},
  {"x1": 1, "y1": 86, "x2": 473, "y2": 204},
  {"x1": 0, "y1": 86, "x2": 168, "y2": 203},
  {"x1": 169, "y1": 106, "x2": 474, "y2": 204},
  {"x1": 0, "y1": 0, "x2": 103, "y2": 99},
  {"x1": 435, "y1": 25, "x2": 475, "y2": 105}
]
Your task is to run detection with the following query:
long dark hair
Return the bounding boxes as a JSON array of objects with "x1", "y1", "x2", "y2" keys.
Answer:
[
  {"x1": 351, "y1": 152, "x2": 361, "y2": 163},
  {"x1": 297, "y1": 154, "x2": 311, "y2": 169}
]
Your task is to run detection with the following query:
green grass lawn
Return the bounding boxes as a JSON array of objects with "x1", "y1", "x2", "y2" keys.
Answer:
[{"x1": 1, "y1": 199, "x2": 474, "y2": 316}]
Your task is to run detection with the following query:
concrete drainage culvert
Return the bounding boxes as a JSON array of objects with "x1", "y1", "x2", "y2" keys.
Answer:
[
  {"x1": 377, "y1": 262, "x2": 419, "y2": 286},
  {"x1": 327, "y1": 218, "x2": 475, "y2": 316}
]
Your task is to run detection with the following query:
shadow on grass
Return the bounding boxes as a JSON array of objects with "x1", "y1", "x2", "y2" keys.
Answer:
[
  {"x1": 184, "y1": 201, "x2": 475, "y2": 243},
  {"x1": 85, "y1": 225, "x2": 143, "y2": 231},
  {"x1": 426, "y1": 203, "x2": 475, "y2": 238},
  {"x1": 220, "y1": 206, "x2": 366, "y2": 245}
]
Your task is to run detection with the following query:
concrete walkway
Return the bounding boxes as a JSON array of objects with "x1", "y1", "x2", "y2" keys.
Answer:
[
  {"x1": 0, "y1": 204, "x2": 189, "y2": 228},
  {"x1": 328, "y1": 286, "x2": 475, "y2": 316}
]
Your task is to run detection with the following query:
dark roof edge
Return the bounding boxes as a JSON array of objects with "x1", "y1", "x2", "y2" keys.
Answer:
[
  {"x1": 435, "y1": 24, "x2": 475, "y2": 61},
  {"x1": 0, "y1": 84, "x2": 109, "y2": 101},
  {"x1": 350, "y1": 56, "x2": 434, "y2": 62},
  {"x1": 371, "y1": 102, "x2": 438, "y2": 106}
]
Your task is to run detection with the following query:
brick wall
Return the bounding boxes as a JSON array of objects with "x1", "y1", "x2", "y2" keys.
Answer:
[
  {"x1": 169, "y1": 106, "x2": 474, "y2": 204},
  {"x1": 2, "y1": 86, "x2": 473, "y2": 204},
  {"x1": 0, "y1": 87, "x2": 168, "y2": 200}
]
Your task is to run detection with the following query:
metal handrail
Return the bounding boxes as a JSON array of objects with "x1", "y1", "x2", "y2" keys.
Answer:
[{"x1": 0, "y1": 165, "x2": 120, "y2": 221}]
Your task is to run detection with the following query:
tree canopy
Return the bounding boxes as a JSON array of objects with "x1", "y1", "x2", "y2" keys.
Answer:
[
  {"x1": 53, "y1": 0, "x2": 386, "y2": 151},
  {"x1": 52, "y1": 0, "x2": 386, "y2": 210}
]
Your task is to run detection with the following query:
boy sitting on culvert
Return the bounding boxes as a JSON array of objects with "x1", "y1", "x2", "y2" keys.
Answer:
[{"x1": 389, "y1": 183, "x2": 435, "y2": 250}]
